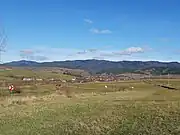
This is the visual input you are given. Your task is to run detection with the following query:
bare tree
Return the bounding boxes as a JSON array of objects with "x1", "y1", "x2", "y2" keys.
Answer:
[{"x1": 0, "y1": 27, "x2": 7, "y2": 63}]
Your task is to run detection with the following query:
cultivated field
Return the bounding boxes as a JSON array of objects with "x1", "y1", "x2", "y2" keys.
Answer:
[{"x1": 0, "y1": 70, "x2": 180, "y2": 135}]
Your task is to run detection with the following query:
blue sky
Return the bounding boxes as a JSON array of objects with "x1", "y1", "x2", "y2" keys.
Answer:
[{"x1": 0, "y1": 0, "x2": 180, "y2": 62}]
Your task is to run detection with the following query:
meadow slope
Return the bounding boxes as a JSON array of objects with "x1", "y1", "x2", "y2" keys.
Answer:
[{"x1": 0, "y1": 80, "x2": 180, "y2": 135}]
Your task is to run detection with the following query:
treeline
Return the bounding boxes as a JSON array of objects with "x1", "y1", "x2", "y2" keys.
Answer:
[
  {"x1": 96, "y1": 68, "x2": 136, "y2": 75},
  {"x1": 150, "y1": 67, "x2": 180, "y2": 75},
  {"x1": 96, "y1": 67, "x2": 180, "y2": 75}
]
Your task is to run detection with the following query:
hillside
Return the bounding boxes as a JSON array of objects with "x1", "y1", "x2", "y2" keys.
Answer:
[
  {"x1": 3, "y1": 60, "x2": 180, "y2": 75},
  {"x1": 0, "y1": 67, "x2": 74, "y2": 81}
]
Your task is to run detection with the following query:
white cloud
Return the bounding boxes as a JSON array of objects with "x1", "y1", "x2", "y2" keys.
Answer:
[
  {"x1": 99, "y1": 47, "x2": 145, "y2": 57},
  {"x1": 84, "y1": 19, "x2": 93, "y2": 24},
  {"x1": 2, "y1": 46, "x2": 175, "y2": 63},
  {"x1": 90, "y1": 28, "x2": 112, "y2": 34},
  {"x1": 77, "y1": 49, "x2": 98, "y2": 54},
  {"x1": 119, "y1": 47, "x2": 144, "y2": 55},
  {"x1": 20, "y1": 49, "x2": 48, "y2": 61}
]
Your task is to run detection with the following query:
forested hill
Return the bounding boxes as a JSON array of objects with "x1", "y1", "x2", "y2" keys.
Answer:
[{"x1": 3, "y1": 60, "x2": 180, "y2": 75}]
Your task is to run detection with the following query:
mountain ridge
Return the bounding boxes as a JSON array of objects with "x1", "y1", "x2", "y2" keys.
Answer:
[{"x1": 2, "y1": 59, "x2": 180, "y2": 75}]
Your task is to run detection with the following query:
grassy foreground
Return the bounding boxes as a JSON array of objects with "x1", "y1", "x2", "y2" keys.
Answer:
[{"x1": 1, "y1": 80, "x2": 180, "y2": 135}]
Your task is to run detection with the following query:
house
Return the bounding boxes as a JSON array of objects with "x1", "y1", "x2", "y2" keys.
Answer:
[
  {"x1": 72, "y1": 78, "x2": 76, "y2": 81},
  {"x1": 22, "y1": 78, "x2": 34, "y2": 81},
  {"x1": 62, "y1": 80, "x2": 66, "y2": 83},
  {"x1": 36, "y1": 78, "x2": 43, "y2": 81},
  {"x1": 0, "y1": 66, "x2": 12, "y2": 71}
]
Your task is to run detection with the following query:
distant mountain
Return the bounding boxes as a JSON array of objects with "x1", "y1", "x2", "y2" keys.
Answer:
[
  {"x1": 4, "y1": 60, "x2": 39, "y2": 67},
  {"x1": 3, "y1": 59, "x2": 180, "y2": 75}
]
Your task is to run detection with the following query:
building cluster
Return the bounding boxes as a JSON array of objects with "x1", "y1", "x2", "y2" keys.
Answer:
[
  {"x1": 89, "y1": 74, "x2": 132, "y2": 82},
  {"x1": 0, "y1": 66, "x2": 12, "y2": 71},
  {"x1": 22, "y1": 77, "x2": 67, "y2": 83},
  {"x1": 21, "y1": 73, "x2": 178, "y2": 84},
  {"x1": 71, "y1": 74, "x2": 133, "y2": 83}
]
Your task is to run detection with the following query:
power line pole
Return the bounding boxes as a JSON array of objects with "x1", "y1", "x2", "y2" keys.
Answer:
[
  {"x1": 160, "y1": 73, "x2": 161, "y2": 81},
  {"x1": 0, "y1": 26, "x2": 7, "y2": 64},
  {"x1": 168, "y1": 73, "x2": 170, "y2": 86}
]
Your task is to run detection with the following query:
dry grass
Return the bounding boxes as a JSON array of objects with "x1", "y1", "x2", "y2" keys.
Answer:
[{"x1": 1, "y1": 80, "x2": 180, "y2": 135}]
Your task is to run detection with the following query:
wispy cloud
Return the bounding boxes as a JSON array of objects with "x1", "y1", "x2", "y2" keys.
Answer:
[
  {"x1": 20, "y1": 49, "x2": 48, "y2": 61},
  {"x1": 1, "y1": 46, "x2": 157, "y2": 63},
  {"x1": 20, "y1": 49, "x2": 34, "y2": 55},
  {"x1": 84, "y1": 19, "x2": 112, "y2": 34},
  {"x1": 119, "y1": 47, "x2": 144, "y2": 55},
  {"x1": 90, "y1": 28, "x2": 112, "y2": 34},
  {"x1": 92, "y1": 56, "x2": 104, "y2": 60},
  {"x1": 76, "y1": 48, "x2": 98, "y2": 55},
  {"x1": 84, "y1": 19, "x2": 93, "y2": 24},
  {"x1": 28, "y1": 55, "x2": 48, "y2": 61},
  {"x1": 88, "y1": 49, "x2": 98, "y2": 53},
  {"x1": 99, "y1": 47, "x2": 145, "y2": 57},
  {"x1": 159, "y1": 37, "x2": 170, "y2": 42},
  {"x1": 75, "y1": 47, "x2": 145, "y2": 58},
  {"x1": 77, "y1": 50, "x2": 87, "y2": 55}
]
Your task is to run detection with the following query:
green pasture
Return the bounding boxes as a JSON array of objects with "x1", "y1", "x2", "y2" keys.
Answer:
[
  {"x1": 0, "y1": 78, "x2": 180, "y2": 134},
  {"x1": 0, "y1": 68, "x2": 73, "y2": 80}
]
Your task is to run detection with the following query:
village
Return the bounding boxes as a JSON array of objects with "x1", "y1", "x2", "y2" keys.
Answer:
[
  {"x1": 21, "y1": 73, "x2": 158, "y2": 83},
  {"x1": 0, "y1": 66, "x2": 178, "y2": 85}
]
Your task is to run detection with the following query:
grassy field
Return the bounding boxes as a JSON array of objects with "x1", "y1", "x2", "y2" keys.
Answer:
[
  {"x1": 151, "y1": 79, "x2": 180, "y2": 88},
  {"x1": 0, "y1": 68, "x2": 74, "y2": 97},
  {"x1": 0, "y1": 68, "x2": 180, "y2": 135},
  {"x1": 0, "y1": 68, "x2": 73, "y2": 81},
  {"x1": 0, "y1": 78, "x2": 180, "y2": 135}
]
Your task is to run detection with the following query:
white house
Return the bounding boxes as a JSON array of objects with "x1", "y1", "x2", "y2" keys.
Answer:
[
  {"x1": 22, "y1": 78, "x2": 33, "y2": 81},
  {"x1": 36, "y1": 78, "x2": 43, "y2": 81}
]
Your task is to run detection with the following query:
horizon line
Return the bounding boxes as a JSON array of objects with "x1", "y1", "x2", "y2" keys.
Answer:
[{"x1": 2, "y1": 59, "x2": 180, "y2": 64}]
